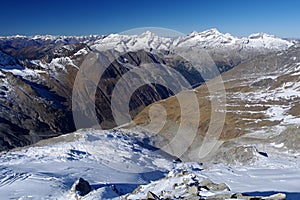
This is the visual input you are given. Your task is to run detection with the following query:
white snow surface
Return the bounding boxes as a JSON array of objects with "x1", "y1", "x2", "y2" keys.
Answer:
[
  {"x1": 0, "y1": 129, "x2": 174, "y2": 199},
  {"x1": 0, "y1": 128, "x2": 299, "y2": 199}
]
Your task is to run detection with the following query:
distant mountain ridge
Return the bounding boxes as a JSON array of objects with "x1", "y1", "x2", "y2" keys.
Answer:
[
  {"x1": 92, "y1": 28, "x2": 293, "y2": 52},
  {"x1": 0, "y1": 28, "x2": 293, "y2": 49}
]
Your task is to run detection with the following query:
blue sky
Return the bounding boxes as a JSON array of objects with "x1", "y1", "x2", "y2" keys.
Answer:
[{"x1": 0, "y1": 0, "x2": 299, "y2": 38}]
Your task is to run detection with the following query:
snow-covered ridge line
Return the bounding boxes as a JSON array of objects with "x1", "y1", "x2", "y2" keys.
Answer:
[
  {"x1": 0, "y1": 35, "x2": 106, "y2": 46},
  {"x1": 0, "y1": 34, "x2": 105, "y2": 40},
  {"x1": 92, "y1": 28, "x2": 294, "y2": 52},
  {"x1": 0, "y1": 28, "x2": 294, "y2": 50}
]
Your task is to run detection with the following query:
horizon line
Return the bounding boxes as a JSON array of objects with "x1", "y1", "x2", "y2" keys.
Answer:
[{"x1": 0, "y1": 28, "x2": 299, "y2": 39}]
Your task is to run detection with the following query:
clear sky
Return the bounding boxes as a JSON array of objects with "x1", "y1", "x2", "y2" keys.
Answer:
[{"x1": 0, "y1": 0, "x2": 299, "y2": 38}]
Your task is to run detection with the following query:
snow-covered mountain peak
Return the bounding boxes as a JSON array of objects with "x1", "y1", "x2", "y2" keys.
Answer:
[
  {"x1": 248, "y1": 32, "x2": 276, "y2": 39},
  {"x1": 200, "y1": 28, "x2": 222, "y2": 35},
  {"x1": 0, "y1": 29, "x2": 294, "y2": 54},
  {"x1": 11, "y1": 34, "x2": 27, "y2": 38},
  {"x1": 93, "y1": 31, "x2": 174, "y2": 52},
  {"x1": 93, "y1": 29, "x2": 294, "y2": 53},
  {"x1": 188, "y1": 28, "x2": 223, "y2": 37},
  {"x1": 140, "y1": 30, "x2": 156, "y2": 37},
  {"x1": 244, "y1": 32, "x2": 293, "y2": 49},
  {"x1": 31, "y1": 35, "x2": 59, "y2": 41}
]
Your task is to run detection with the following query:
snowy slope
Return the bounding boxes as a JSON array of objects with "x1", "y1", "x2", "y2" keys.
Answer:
[
  {"x1": 0, "y1": 129, "x2": 174, "y2": 199},
  {"x1": 0, "y1": 128, "x2": 299, "y2": 199}
]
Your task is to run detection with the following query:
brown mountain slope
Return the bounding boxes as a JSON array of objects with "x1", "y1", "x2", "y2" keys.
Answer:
[{"x1": 130, "y1": 45, "x2": 300, "y2": 161}]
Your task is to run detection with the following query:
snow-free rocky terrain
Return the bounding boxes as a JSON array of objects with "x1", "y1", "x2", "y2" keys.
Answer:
[{"x1": 0, "y1": 29, "x2": 299, "y2": 199}]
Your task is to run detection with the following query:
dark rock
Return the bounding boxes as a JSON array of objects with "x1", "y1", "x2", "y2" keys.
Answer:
[
  {"x1": 258, "y1": 151, "x2": 268, "y2": 157},
  {"x1": 146, "y1": 191, "x2": 160, "y2": 200},
  {"x1": 73, "y1": 177, "x2": 92, "y2": 196}
]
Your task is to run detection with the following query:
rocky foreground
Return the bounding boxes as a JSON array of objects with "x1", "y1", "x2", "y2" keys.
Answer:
[
  {"x1": 126, "y1": 171, "x2": 285, "y2": 200},
  {"x1": 70, "y1": 170, "x2": 286, "y2": 200}
]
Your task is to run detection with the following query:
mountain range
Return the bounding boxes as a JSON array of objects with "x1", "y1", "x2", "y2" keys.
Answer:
[
  {"x1": 0, "y1": 29, "x2": 299, "y2": 199},
  {"x1": 0, "y1": 29, "x2": 296, "y2": 151}
]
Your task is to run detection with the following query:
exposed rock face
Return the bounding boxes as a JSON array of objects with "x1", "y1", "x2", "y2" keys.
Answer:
[{"x1": 0, "y1": 46, "x2": 80, "y2": 151}]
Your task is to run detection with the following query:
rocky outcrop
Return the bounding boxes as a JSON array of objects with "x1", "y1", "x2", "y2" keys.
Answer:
[
  {"x1": 71, "y1": 178, "x2": 92, "y2": 197},
  {"x1": 126, "y1": 170, "x2": 286, "y2": 200},
  {"x1": 69, "y1": 178, "x2": 92, "y2": 199}
]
